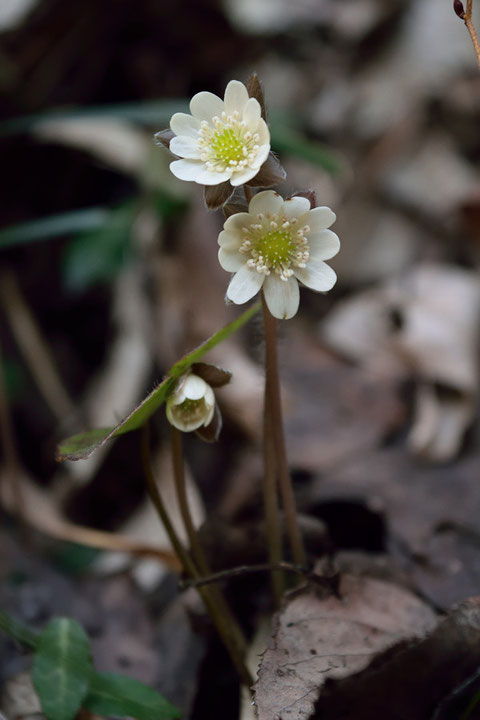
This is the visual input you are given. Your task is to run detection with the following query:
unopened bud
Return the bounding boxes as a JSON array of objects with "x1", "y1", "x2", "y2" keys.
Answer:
[
  {"x1": 454, "y1": 0, "x2": 465, "y2": 18},
  {"x1": 166, "y1": 374, "x2": 215, "y2": 433}
]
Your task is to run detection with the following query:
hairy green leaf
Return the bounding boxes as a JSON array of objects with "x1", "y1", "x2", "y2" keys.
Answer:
[
  {"x1": 57, "y1": 302, "x2": 260, "y2": 461},
  {"x1": 32, "y1": 618, "x2": 93, "y2": 720},
  {"x1": 84, "y1": 672, "x2": 181, "y2": 719}
]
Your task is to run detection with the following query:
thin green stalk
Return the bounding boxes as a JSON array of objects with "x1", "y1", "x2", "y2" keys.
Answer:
[
  {"x1": 141, "y1": 424, "x2": 198, "y2": 577},
  {"x1": 170, "y1": 426, "x2": 249, "y2": 654},
  {"x1": 141, "y1": 424, "x2": 253, "y2": 687},
  {"x1": 261, "y1": 291, "x2": 306, "y2": 566}
]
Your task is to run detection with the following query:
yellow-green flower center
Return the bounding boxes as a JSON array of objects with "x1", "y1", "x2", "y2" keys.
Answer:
[
  {"x1": 256, "y1": 230, "x2": 293, "y2": 266},
  {"x1": 177, "y1": 397, "x2": 205, "y2": 424},
  {"x1": 197, "y1": 111, "x2": 261, "y2": 176},
  {"x1": 239, "y1": 212, "x2": 311, "y2": 281},
  {"x1": 210, "y1": 128, "x2": 245, "y2": 165}
]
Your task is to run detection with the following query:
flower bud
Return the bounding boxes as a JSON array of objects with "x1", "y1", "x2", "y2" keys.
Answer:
[
  {"x1": 166, "y1": 373, "x2": 215, "y2": 433},
  {"x1": 454, "y1": 0, "x2": 465, "y2": 17}
]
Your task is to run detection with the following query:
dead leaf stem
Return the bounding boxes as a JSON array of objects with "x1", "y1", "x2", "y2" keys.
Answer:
[
  {"x1": 458, "y1": 0, "x2": 480, "y2": 70},
  {"x1": 0, "y1": 270, "x2": 74, "y2": 421}
]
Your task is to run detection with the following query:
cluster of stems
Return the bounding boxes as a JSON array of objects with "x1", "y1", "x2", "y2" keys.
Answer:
[{"x1": 141, "y1": 422, "x2": 253, "y2": 686}]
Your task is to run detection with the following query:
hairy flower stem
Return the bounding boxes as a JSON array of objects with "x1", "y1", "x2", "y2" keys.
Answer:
[
  {"x1": 170, "y1": 427, "x2": 249, "y2": 655},
  {"x1": 261, "y1": 291, "x2": 307, "y2": 567},
  {"x1": 263, "y1": 381, "x2": 285, "y2": 607},
  {"x1": 244, "y1": 183, "x2": 284, "y2": 603},
  {"x1": 141, "y1": 424, "x2": 252, "y2": 687}
]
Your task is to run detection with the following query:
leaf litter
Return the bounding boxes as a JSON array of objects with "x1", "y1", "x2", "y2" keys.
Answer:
[{"x1": 254, "y1": 572, "x2": 437, "y2": 719}]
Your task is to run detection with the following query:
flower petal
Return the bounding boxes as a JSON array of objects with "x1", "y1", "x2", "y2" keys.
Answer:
[
  {"x1": 170, "y1": 136, "x2": 201, "y2": 159},
  {"x1": 263, "y1": 275, "x2": 300, "y2": 319},
  {"x1": 294, "y1": 258, "x2": 337, "y2": 291},
  {"x1": 183, "y1": 374, "x2": 208, "y2": 400},
  {"x1": 202, "y1": 399, "x2": 215, "y2": 427},
  {"x1": 170, "y1": 159, "x2": 230, "y2": 185},
  {"x1": 218, "y1": 230, "x2": 241, "y2": 249},
  {"x1": 230, "y1": 162, "x2": 265, "y2": 187},
  {"x1": 223, "y1": 212, "x2": 251, "y2": 232},
  {"x1": 218, "y1": 247, "x2": 244, "y2": 272},
  {"x1": 282, "y1": 196, "x2": 311, "y2": 219},
  {"x1": 305, "y1": 206, "x2": 336, "y2": 232},
  {"x1": 254, "y1": 119, "x2": 270, "y2": 146},
  {"x1": 230, "y1": 144, "x2": 271, "y2": 187},
  {"x1": 250, "y1": 143, "x2": 271, "y2": 170},
  {"x1": 243, "y1": 97, "x2": 261, "y2": 127},
  {"x1": 227, "y1": 264, "x2": 265, "y2": 304},
  {"x1": 308, "y1": 230, "x2": 340, "y2": 261},
  {"x1": 224, "y1": 80, "x2": 249, "y2": 114},
  {"x1": 170, "y1": 113, "x2": 201, "y2": 138},
  {"x1": 248, "y1": 190, "x2": 283, "y2": 216},
  {"x1": 190, "y1": 91, "x2": 224, "y2": 121}
]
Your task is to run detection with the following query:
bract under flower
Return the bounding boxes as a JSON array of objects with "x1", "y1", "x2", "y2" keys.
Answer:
[
  {"x1": 169, "y1": 80, "x2": 270, "y2": 187},
  {"x1": 166, "y1": 373, "x2": 215, "y2": 433},
  {"x1": 218, "y1": 190, "x2": 340, "y2": 319}
]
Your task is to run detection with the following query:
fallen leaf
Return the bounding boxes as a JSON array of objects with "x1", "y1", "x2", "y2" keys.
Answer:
[
  {"x1": 254, "y1": 573, "x2": 436, "y2": 719},
  {"x1": 322, "y1": 263, "x2": 480, "y2": 461},
  {"x1": 313, "y1": 597, "x2": 480, "y2": 719}
]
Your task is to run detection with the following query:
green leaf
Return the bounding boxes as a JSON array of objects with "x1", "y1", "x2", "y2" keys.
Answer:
[
  {"x1": 84, "y1": 672, "x2": 181, "y2": 720},
  {"x1": 52, "y1": 543, "x2": 101, "y2": 575},
  {"x1": 62, "y1": 202, "x2": 136, "y2": 292},
  {"x1": 0, "y1": 100, "x2": 189, "y2": 137},
  {"x1": 0, "y1": 608, "x2": 39, "y2": 649},
  {"x1": 0, "y1": 207, "x2": 111, "y2": 249},
  {"x1": 32, "y1": 618, "x2": 93, "y2": 720},
  {"x1": 57, "y1": 302, "x2": 260, "y2": 461}
]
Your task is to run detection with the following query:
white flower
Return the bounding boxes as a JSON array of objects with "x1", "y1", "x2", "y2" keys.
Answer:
[
  {"x1": 169, "y1": 80, "x2": 270, "y2": 187},
  {"x1": 166, "y1": 373, "x2": 215, "y2": 432},
  {"x1": 218, "y1": 190, "x2": 340, "y2": 319}
]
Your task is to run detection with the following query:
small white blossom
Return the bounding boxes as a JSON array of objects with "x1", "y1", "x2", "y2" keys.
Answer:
[
  {"x1": 218, "y1": 190, "x2": 340, "y2": 319},
  {"x1": 166, "y1": 373, "x2": 215, "y2": 433},
  {"x1": 169, "y1": 80, "x2": 270, "y2": 187}
]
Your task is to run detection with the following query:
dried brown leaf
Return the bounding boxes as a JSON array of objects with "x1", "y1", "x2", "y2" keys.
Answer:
[
  {"x1": 254, "y1": 573, "x2": 436, "y2": 719},
  {"x1": 313, "y1": 597, "x2": 480, "y2": 719}
]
